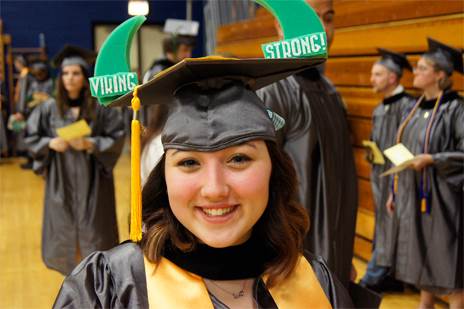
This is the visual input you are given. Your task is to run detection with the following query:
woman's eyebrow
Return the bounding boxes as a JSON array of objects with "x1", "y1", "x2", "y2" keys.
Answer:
[{"x1": 241, "y1": 142, "x2": 257, "y2": 149}]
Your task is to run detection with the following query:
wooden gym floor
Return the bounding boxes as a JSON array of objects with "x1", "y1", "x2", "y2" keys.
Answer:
[{"x1": 0, "y1": 154, "x2": 445, "y2": 308}]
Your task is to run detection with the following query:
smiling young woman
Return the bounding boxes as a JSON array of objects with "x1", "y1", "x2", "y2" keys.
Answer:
[{"x1": 53, "y1": 57, "x2": 354, "y2": 309}]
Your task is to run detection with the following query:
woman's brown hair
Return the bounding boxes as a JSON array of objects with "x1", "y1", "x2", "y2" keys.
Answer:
[
  {"x1": 423, "y1": 55, "x2": 453, "y2": 91},
  {"x1": 141, "y1": 140, "x2": 309, "y2": 287},
  {"x1": 55, "y1": 65, "x2": 96, "y2": 122}
]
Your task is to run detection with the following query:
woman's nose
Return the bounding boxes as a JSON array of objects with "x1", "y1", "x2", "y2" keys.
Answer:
[{"x1": 200, "y1": 164, "x2": 229, "y2": 201}]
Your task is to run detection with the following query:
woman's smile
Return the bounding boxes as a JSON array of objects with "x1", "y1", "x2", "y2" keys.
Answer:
[{"x1": 196, "y1": 204, "x2": 239, "y2": 222}]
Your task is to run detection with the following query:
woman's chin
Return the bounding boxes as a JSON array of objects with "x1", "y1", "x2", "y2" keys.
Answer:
[{"x1": 196, "y1": 231, "x2": 251, "y2": 248}]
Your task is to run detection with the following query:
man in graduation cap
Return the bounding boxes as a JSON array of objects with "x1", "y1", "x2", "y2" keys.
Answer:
[
  {"x1": 139, "y1": 19, "x2": 198, "y2": 183},
  {"x1": 359, "y1": 48, "x2": 415, "y2": 292},
  {"x1": 257, "y1": 0, "x2": 358, "y2": 287},
  {"x1": 391, "y1": 38, "x2": 463, "y2": 308},
  {"x1": 142, "y1": 19, "x2": 197, "y2": 84}
]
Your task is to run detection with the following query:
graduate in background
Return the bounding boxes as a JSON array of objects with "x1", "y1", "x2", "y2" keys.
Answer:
[
  {"x1": 140, "y1": 34, "x2": 193, "y2": 184},
  {"x1": 360, "y1": 49, "x2": 415, "y2": 292},
  {"x1": 16, "y1": 58, "x2": 54, "y2": 169},
  {"x1": 140, "y1": 21, "x2": 197, "y2": 185},
  {"x1": 257, "y1": 0, "x2": 358, "y2": 286},
  {"x1": 25, "y1": 45, "x2": 125, "y2": 275},
  {"x1": 390, "y1": 38, "x2": 463, "y2": 308}
]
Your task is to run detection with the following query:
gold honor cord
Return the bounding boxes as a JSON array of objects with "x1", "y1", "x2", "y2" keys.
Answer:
[
  {"x1": 420, "y1": 91, "x2": 443, "y2": 213},
  {"x1": 130, "y1": 86, "x2": 142, "y2": 242},
  {"x1": 394, "y1": 92, "x2": 443, "y2": 213},
  {"x1": 393, "y1": 94, "x2": 425, "y2": 196}
]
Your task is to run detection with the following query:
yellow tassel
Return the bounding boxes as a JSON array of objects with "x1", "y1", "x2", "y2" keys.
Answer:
[
  {"x1": 421, "y1": 198, "x2": 427, "y2": 213},
  {"x1": 393, "y1": 175, "x2": 398, "y2": 194},
  {"x1": 130, "y1": 86, "x2": 142, "y2": 242}
]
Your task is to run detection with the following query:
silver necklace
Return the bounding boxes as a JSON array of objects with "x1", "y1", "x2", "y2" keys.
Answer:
[{"x1": 207, "y1": 279, "x2": 247, "y2": 299}]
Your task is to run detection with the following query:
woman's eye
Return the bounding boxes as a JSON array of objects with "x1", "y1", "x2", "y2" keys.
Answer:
[
  {"x1": 228, "y1": 154, "x2": 251, "y2": 166},
  {"x1": 177, "y1": 159, "x2": 199, "y2": 168}
]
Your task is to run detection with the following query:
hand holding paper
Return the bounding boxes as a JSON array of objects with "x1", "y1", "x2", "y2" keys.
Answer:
[
  {"x1": 68, "y1": 138, "x2": 94, "y2": 151},
  {"x1": 49, "y1": 137, "x2": 69, "y2": 153},
  {"x1": 408, "y1": 154, "x2": 434, "y2": 171}
]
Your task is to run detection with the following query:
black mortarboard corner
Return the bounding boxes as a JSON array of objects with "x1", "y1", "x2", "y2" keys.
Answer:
[
  {"x1": 110, "y1": 56, "x2": 325, "y2": 151},
  {"x1": 377, "y1": 48, "x2": 412, "y2": 77},
  {"x1": 52, "y1": 45, "x2": 96, "y2": 74},
  {"x1": 426, "y1": 38, "x2": 464, "y2": 75}
]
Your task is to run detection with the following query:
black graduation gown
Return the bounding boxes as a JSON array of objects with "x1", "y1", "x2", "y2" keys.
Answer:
[
  {"x1": 15, "y1": 76, "x2": 54, "y2": 152},
  {"x1": 53, "y1": 242, "x2": 355, "y2": 308},
  {"x1": 394, "y1": 91, "x2": 464, "y2": 291},
  {"x1": 25, "y1": 98, "x2": 125, "y2": 275},
  {"x1": 19, "y1": 77, "x2": 54, "y2": 117},
  {"x1": 257, "y1": 69, "x2": 358, "y2": 286},
  {"x1": 370, "y1": 91, "x2": 415, "y2": 266}
]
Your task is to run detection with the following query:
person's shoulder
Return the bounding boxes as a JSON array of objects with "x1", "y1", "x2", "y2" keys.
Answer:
[
  {"x1": 106, "y1": 241, "x2": 143, "y2": 258},
  {"x1": 372, "y1": 101, "x2": 385, "y2": 116},
  {"x1": 303, "y1": 251, "x2": 332, "y2": 281},
  {"x1": 257, "y1": 76, "x2": 299, "y2": 102},
  {"x1": 258, "y1": 76, "x2": 288, "y2": 91},
  {"x1": 104, "y1": 241, "x2": 144, "y2": 268},
  {"x1": 303, "y1": 251, "x2": 356, "y2": 308},
  {"x1": 71, "y1": 242, "x2": 143, "y2": 276},
  {"x1": 95, "y1": 99, "x2": 123, "y2": 116},
  {"x1": 442, "y1": 91, "x2": 464, "y2": 112},
  {"x1": 34, "y1": 98, "x2": 57, "y2": 114},
  {"x1": 54, "y1": 243, "x2": 148, "y2": 308}
]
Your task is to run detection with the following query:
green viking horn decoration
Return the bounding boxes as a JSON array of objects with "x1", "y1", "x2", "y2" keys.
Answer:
[
  {"x1": 89, "y1": 15, "x2": 146, "y2": 105},
  {"x1": 90, "y1": 1, "x2": 326, "y2": 105},
  {"x1": 255, "y1": 0, "x2": 328, "y2": 59}
]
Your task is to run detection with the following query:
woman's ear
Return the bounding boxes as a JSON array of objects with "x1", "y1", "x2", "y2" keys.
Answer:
[{"x1": 435, "y1": 68, "x2": 445, "y2": 80}]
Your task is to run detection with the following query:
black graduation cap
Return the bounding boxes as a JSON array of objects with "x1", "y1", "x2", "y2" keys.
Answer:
[
  {"x1": 426, "y1": 38, "x2": 464, "y2": 75},
  {"x1": 111, "y1": 56, "x2": 325, "y2": 151},
  {"x1": 377, "y1": 48, "x2": 412, "y2": 76},
  {"x1": 27, "y1": 55, "x2": 49, "y2": 71},
  {"x1": 52, "y1": 45, "x2": 96, "y2": 72}
]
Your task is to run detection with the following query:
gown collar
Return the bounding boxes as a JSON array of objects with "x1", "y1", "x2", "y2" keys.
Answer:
[
  {"x1": 419, "y1": 90, "x2": 459, "y2": 109},
  {"x1": 163, "y1": 232, "x2": 275, "y2": 280},
  {"x1": 383, "y1": 91, "x2": 408, "y2": 105}
]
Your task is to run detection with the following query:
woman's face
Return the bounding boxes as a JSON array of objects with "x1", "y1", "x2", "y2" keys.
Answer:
[
  {"x1": 61, "y1": 64, "x2": 85, "y2": 94},
  {"x1": 165, "y1": 140, "x2": 272, "y2": 248},
  {"x1": 413, "y1": 57, "x2": 442, "y2": 90}
]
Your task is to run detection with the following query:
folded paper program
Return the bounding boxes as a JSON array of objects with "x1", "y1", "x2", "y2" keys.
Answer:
[
  {"x1": 56, "y1": 120, "x2": 91, "y2": 141},
  {"x1": 380, "y1": 143, "x2": 416, "y2": 176}
]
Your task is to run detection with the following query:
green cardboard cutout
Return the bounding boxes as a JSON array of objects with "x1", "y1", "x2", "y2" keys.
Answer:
[
  {"x1": 90, "y1": 1, "x2": 326, "y2": 105},
  {"x1": 255, "y1": 0, "x2": 327, "y2": 59},
  {"x1": 89, "y1": 16, "x2": 146, "y2": 105}
]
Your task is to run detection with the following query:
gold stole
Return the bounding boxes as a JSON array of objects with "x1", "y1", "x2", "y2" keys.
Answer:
[{"x1": 144, "y1": 255, "x2": 332, "y2": 309}]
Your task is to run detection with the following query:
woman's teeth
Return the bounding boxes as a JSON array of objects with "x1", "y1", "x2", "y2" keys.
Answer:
[{"x1": 202, "y1": 207, "x2": 234, "y2": 217}]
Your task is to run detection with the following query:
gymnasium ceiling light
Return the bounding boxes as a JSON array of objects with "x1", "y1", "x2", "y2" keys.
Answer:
[{"x1": 128, "y1": 0, "x2": 149, "y2": 16}]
